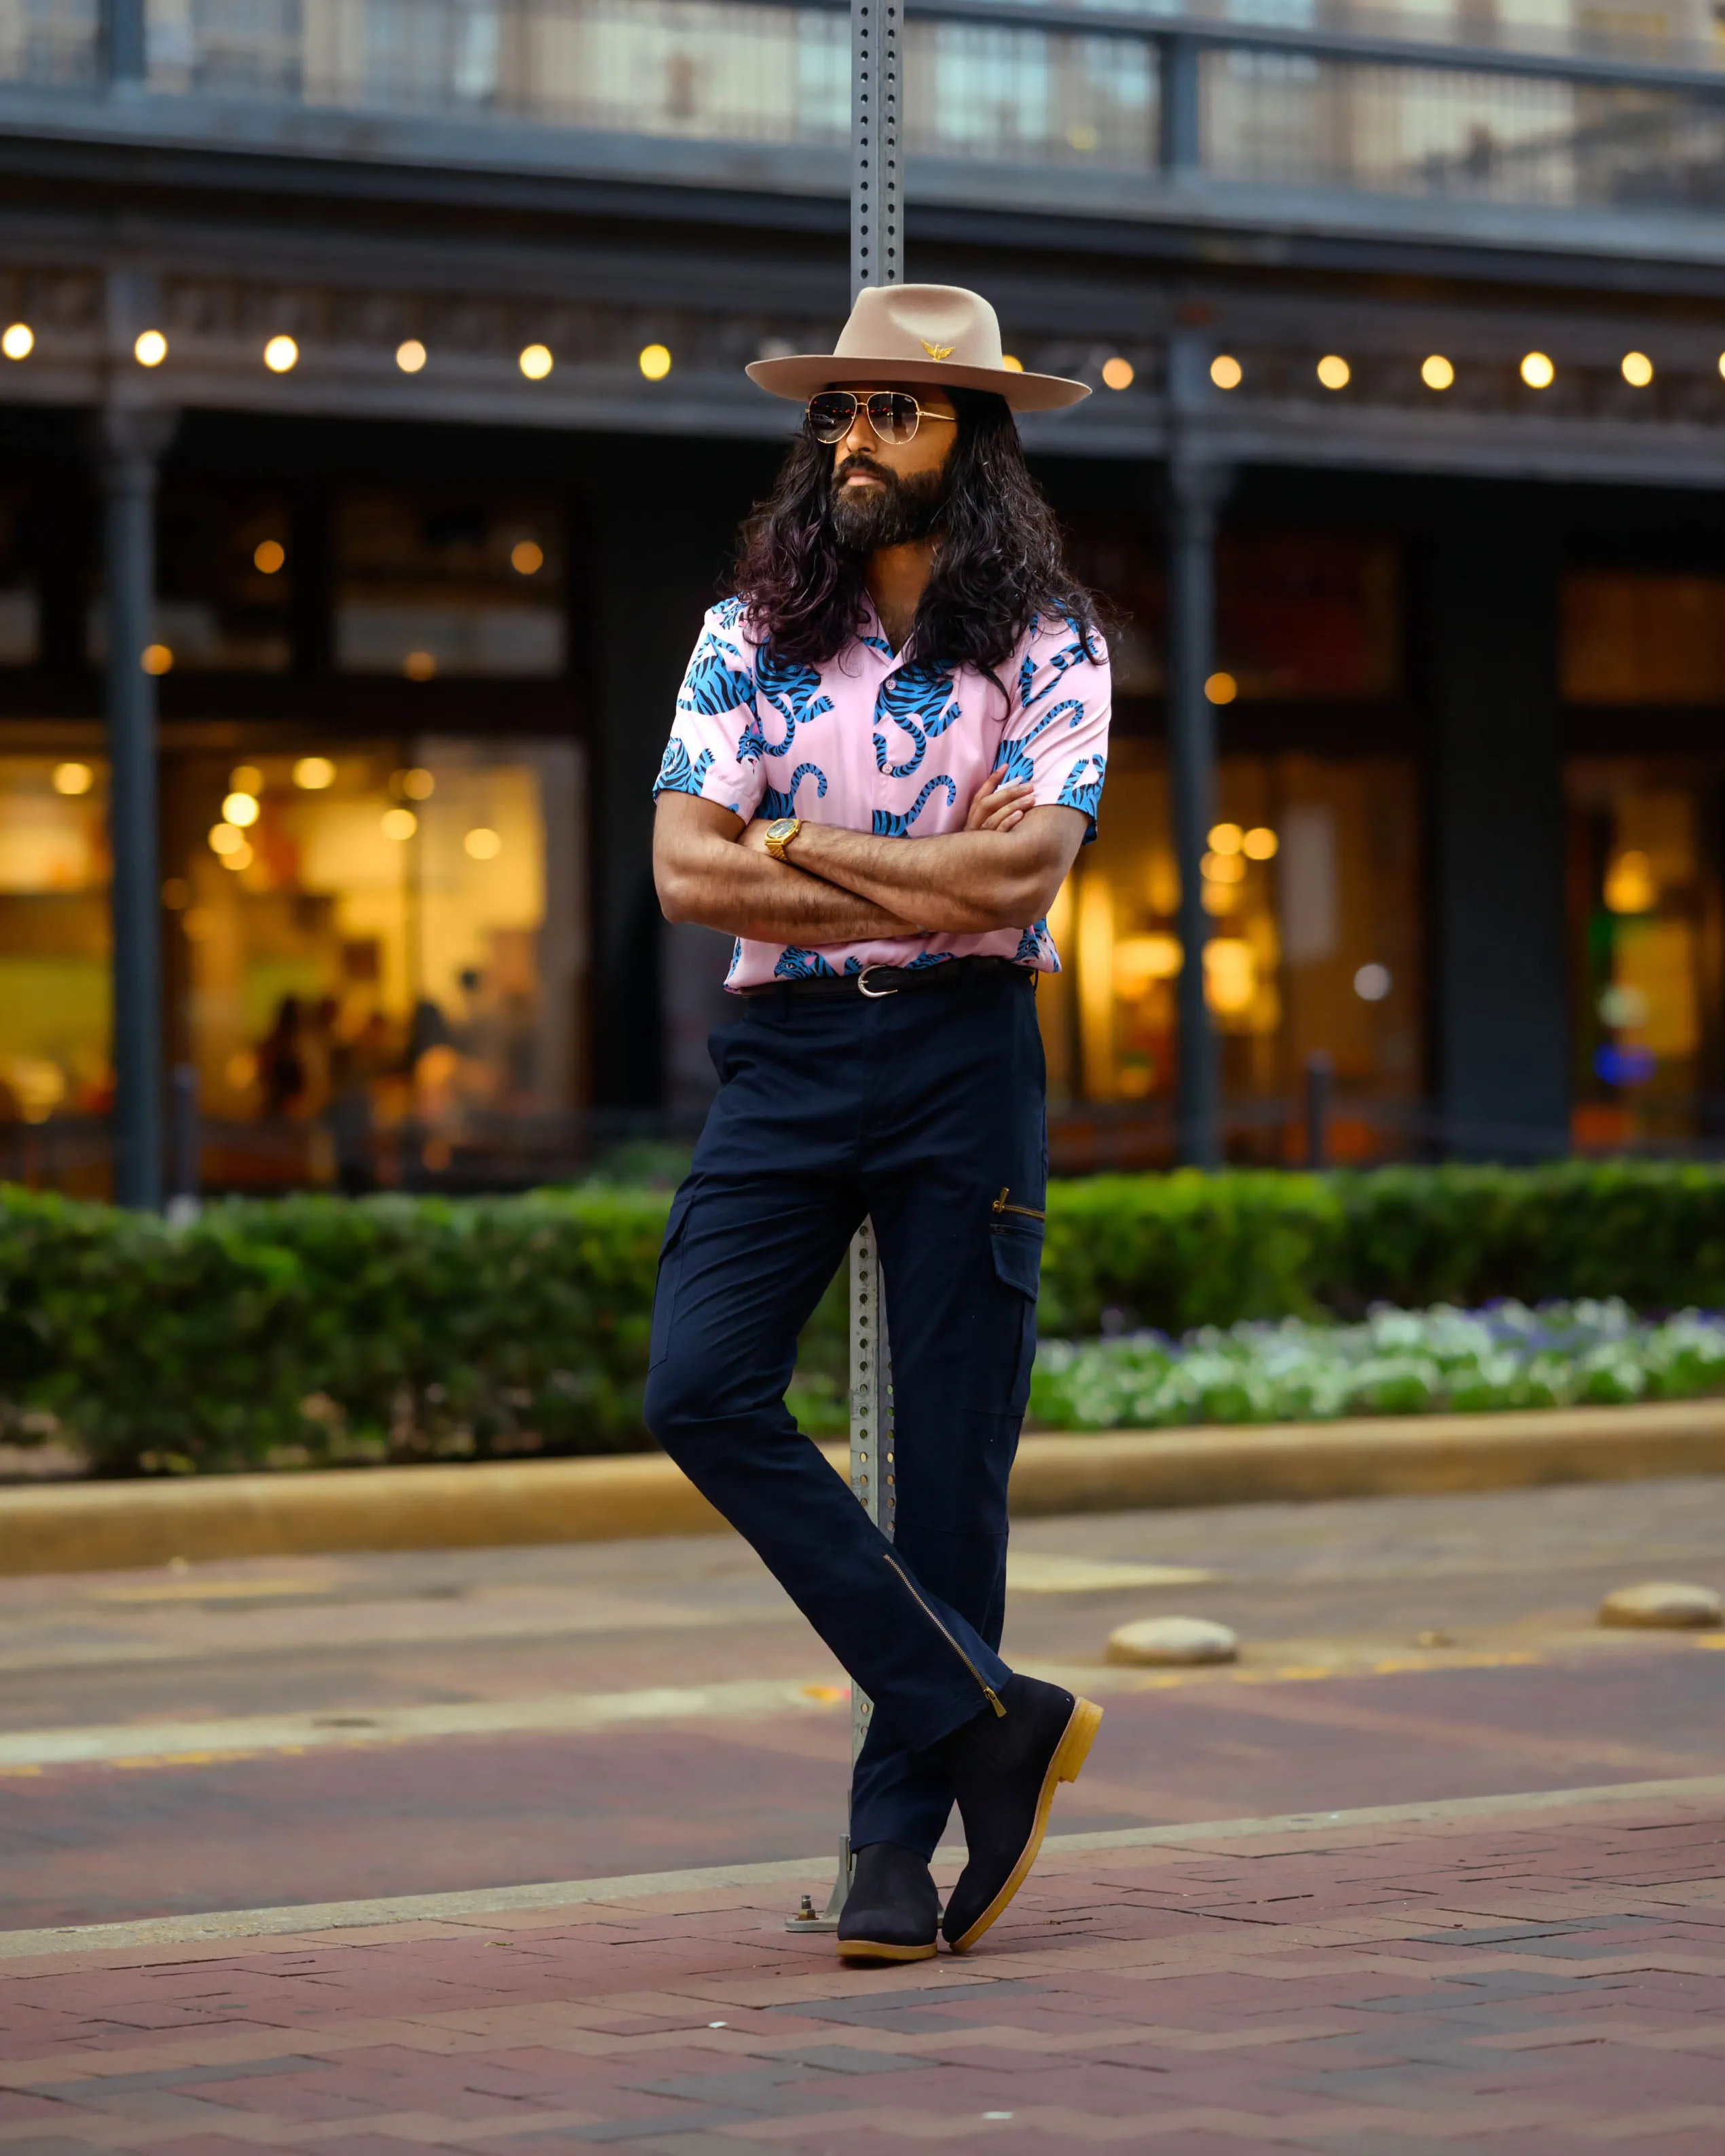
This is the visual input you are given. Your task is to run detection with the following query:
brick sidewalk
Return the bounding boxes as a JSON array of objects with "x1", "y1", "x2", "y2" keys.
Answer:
[{"x1": 2, "y1": 1779, "x2": 1720, "y2": 2153}]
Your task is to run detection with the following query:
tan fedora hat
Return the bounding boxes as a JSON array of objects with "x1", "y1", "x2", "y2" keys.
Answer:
[{"x1": 745, "y1": 283, "x2": 1089, "y2": 414}]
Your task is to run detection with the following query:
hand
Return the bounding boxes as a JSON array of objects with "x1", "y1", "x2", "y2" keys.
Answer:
[{"x1": 965, "y1": 768, "x2": 1034, "y2": 834}]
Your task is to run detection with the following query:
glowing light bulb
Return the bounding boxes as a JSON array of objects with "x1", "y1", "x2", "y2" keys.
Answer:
[
  {"x1": 1204, "y1": 671, "x2": 1238, "y2": 705},
  {"x1": 1101, "y1": 356, "x2": 1134, "y2": 391},
  {"x1": 1316, "y1": 354, "x2": 1350, "y2": 390},
  {"x1": 1422, "y1": 354, "x2": 1455, "y2": 390},
  {"x1": 2, "y1": 322, "x2": 33, "y2": 360},
  {"x1": 1210, "y1": 354, "x2": 1242, "y2": 391},
  {"x1": 141, "y1": 643, "x2": 172, "y2": 675},
  {"x1": 1521, "y1": 351, "x2": 1555, "y2": 389},
  {"x1": 134, "y1": 329, "x2": 167, "y2": 367},
  {"x1": 638, "y1": 343, "x2": 672, "y2": 381},
  {"x1": 263, "y1": 334, "x2": 298, "y2": 373},
  {"x1": 53, "y1": 762, "x2": 93, "y2": 796},
  {"x1": 1621, "y1": 350, "x2": 1654, "y2": 388},
  {"x1": 396, "y1": 339, "x2": 427, "y2": 373},
  {"x1": 511, "y1": 540, "x2": 544, "y2": 576},
  {"x1": 519, "y1": 343, "x2": 553, "y2": 380}
]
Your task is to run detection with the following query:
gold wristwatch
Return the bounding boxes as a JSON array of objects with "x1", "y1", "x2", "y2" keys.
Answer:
[{"x1": 764, "y1": 816, "x2": 802, "y2": 861}]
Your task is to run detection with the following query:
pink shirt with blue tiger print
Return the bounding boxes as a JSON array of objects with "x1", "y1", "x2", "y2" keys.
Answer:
[{"x1": 654, "y1": 594, "x2": 1112, "y2": 992}]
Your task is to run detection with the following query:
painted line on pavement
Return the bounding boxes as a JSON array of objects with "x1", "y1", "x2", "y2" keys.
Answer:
[
  {"x1": 3, "y1": 1636, "x2": 1715, "y2": 1777},
  {"x1": 4, "y1": 1772, "x2": 1723, "y2": 1963}
]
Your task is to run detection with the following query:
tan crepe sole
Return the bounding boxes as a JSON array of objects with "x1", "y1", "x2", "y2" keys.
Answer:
[
  {"x1": 834, "y1": 1935, "x2": 940, "y2": 1965},
  {"x1": 946, "y1": 1696, "x2": 1106, "y2": 1955}
]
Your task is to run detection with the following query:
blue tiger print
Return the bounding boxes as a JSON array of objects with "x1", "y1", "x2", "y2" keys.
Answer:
[
  {"x1": 1057, "y1": 753, "x2": 1107, "y2": 828},
  {"x1": 679, "y1": 637, "x2": 756, "y2": 720},
  {"x1": 773, "y1": 948, "x2": 864, "y2": 980},
  {"x1": 872, "y1": 664, "x2": 963, "y2": 779},
  {"x1": 1019, "y1": 618, "x2": 1096, "y2": 711},
  {"x1": 654, "y1": 738, "x2": 713, "y2": 798},
  {"x1": 872, "y1": 775, "x2": 957, "y2": 837},
  {"x1": 760, "y1": 762, "x2": 828, "y2": 821},
  {"x1": 991, "y1": 738, "x2": 1035, "y2": 787},
  {"x1": 755, "y1": 647, "x2": 833, "y2": 756}
]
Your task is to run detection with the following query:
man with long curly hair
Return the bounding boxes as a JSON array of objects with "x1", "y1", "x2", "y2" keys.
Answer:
[{"x1": 646, "y1": 285, "x2": 1111, "y2": 1965}]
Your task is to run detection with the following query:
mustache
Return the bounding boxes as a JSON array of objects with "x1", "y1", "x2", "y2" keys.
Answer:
[{"x1": 834, "y1": 454, "x2": 895, "y2": 488}]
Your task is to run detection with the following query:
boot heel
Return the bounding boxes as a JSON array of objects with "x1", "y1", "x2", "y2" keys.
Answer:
[{"x1": 1055, "y1": 1698, "x2": 1103, "y2": 1784}]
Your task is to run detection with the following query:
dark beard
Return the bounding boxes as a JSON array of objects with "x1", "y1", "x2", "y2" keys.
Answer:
[{"x1": 829, "y1": 459, "x2": 949, "y2": 553}]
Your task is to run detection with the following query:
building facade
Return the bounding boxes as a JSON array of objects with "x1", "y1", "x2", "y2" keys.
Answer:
[{"x1": 4, "y1": 0, "x2": 1725, "y2": 1195}]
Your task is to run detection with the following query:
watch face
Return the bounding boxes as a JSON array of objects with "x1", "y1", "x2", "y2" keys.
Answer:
[{"x1": 768, "y1": 818, "x2": 796, "y2": 841}]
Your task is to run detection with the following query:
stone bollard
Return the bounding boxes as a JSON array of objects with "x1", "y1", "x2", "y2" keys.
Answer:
[
  {"x1": 1597, "y1": 1581, "x2": 1722, "y2": 1630},
  {"x1": 1107, "y1": 1616, "x2": 1238, "y2": 1666}
]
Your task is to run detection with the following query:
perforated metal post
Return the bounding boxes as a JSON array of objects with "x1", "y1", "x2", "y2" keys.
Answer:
[
  {"x1": 851, "y1": 0, "x2": 902, "y2": 295},
  {"x1": 786, "y1": 1221, "x2": 894, "y2": 1931},
  {"x1": 785, "y1": 0, "x2": 905, "y2": 1944}
]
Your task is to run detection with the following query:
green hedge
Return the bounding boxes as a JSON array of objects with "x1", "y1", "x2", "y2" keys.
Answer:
[{"x1": 5, "y1": 1161, "x2": 1725, "y2": 1475}]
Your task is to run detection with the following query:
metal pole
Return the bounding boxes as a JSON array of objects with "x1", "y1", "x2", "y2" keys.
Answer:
[
  {"x1": 99, "y1": 406, "x2": 173, "y2": 1210},
  {"x1": 785, "y1": 2, "x2": 906, "y2": 1941},
  {"x1": 1303, "y1": 1049, "x2": 1332, "y2": 1170},
  {"x1": 101, "y1": 0, "x2": 147, "y2": 86},
  {"x1": 851, "y1": 0, "x2": 903, "y2": 293}
]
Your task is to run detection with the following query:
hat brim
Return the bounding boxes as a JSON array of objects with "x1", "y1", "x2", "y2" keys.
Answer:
[{"x1": 744, "y1": 352, "x2": 1090, "y2": 413}]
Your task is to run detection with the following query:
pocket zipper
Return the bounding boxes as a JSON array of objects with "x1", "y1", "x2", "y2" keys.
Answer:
[
  {"x1": 883, "y1": 1550, "x2": 1007, "y2": 1717},
  {"x1": 992, "y1": 1187, "x2": 1045, "y2": 1223}
]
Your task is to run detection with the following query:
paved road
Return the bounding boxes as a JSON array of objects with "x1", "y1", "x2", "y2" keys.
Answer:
[
  {"x1": 5, "y1": 1777, "x2": 1722, "y2": 2152},
  {"x1": 3, "y1": 1478, "x2": 1722, "y2": 1929}
]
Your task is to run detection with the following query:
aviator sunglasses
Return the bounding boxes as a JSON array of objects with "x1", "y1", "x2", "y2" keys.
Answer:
[{"x1": 805, "y1": 390, "x2": 960, "y2": 447}]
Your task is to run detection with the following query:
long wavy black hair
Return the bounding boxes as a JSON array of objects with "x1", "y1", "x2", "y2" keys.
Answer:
[{"x1": 732, "y1": 386, "x2": 1104, "y2": 678}]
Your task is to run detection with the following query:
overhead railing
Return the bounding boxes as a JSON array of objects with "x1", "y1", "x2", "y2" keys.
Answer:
[{"x1": 20, "y1": 0, "x2": 1725, "y2": 219}]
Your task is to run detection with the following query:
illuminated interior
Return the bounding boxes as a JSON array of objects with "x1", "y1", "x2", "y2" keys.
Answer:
[{"x1": 1038, "y1": 741, "x2": 1423, "y2": 1159}]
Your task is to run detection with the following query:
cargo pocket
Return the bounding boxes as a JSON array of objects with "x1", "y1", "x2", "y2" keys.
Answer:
[
  {"x1": 648, "y1": 1190, "x2": 695, "y2": 1372},
  {"x1": 988, "y1": 1211, "x2": 1044, "y2": 1414}
]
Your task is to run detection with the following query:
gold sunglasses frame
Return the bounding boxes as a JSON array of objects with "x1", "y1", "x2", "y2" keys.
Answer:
[{"x1": 804, "y1": 390, "x2": 961, "y2": 446}]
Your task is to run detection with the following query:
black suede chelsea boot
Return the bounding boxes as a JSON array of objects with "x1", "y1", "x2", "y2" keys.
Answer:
[
  {"x1": 935, "y1": 1673, "x2": 1103, "y2": 1953},
  {"x1": 836, "y1": 1841, "x2": 941, "y2": 1964}
]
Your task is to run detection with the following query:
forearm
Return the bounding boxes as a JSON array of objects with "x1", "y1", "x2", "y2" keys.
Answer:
[
  {"x1": 660, "y1": 836, "x2": 919, "y2": 943},
  {"x1": 789, "y1": 822, "x2": 1045, "y2": 934}
]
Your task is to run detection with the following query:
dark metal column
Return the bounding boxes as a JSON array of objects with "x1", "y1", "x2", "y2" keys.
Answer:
[
  {"x1": 100, "y1": 0, "x2": 147, "y2": 84},
  {"x1": 1157, "y1": 33, "x2": 1202, "y2": 175},
  {"x1": 99, "y1": 406, "x2": 174, "y2": 1210}
]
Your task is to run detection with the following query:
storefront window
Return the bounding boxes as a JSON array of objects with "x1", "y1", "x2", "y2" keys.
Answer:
[
  {"x1": 163, "y1": 737, "x2": 585, "y2": 1187},
  {"x1": 1041, "y1": 742, "x2": 1423, "y2": 1161},
  {"x1": 1567, "y1": 759, "x2": 1719, "y2": 1148},
  {"x1": 335, "y1": 494, "x2": 566, "y2": 679},
  {"x1": 1563, "y1": 571, "x2": 1725, "y2": 704},
  {"x1": 0, "y1": 750, "x2": 111, "y2": 1126}
]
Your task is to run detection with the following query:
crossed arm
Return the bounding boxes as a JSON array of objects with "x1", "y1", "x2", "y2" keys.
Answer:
[{"x1": 653, "y1": 772, "x2": 1088, "y2": 945}]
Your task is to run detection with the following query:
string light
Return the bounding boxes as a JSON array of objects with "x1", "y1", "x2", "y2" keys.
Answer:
[
  {"x1": 1210, "y1": 354, "x2": 1242, "y2": 390},
  {"x1": 519, "y1": 343, "x2": 553, "y2": 380},
  {"x1": 1621, "y1": 351, "x2": 1654, "y2": 388},
  {"x1": 263, "y1": 335, "x2": 298, "y2": 373},
  {"x1": 1101, "y1": 356, "x2": 1134, "y2": 391},
  {"x1": 1521, "y1": 351, "x2": 1555, "y2": 389},
  {"x1": 1421, "y1": 354, "x2": 1454, "y2": 390},
  {"x1": 638, "y1": 343, "x2": 672, "y2": 381},
  {"x1": 1, "y1": 323, "x2": 32, "y2": 360},
  {"x1": 396, "y1": 339, "x2": 427, "y2": 373},
  {"x1": 134, "y1": 330, "x2": 167, "y2": 367},
  {"x1": 1316, "y1": 354, "x2": 1350, "y2": 390}
]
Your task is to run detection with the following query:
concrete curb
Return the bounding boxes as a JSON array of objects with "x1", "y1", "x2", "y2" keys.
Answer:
[
  {"x1": 7, "y1": 1773, "x2": 1723, "y2": 1960},
  {"x1": 3, "y1": 1398, "x2": 1723, "y2": 1576}
]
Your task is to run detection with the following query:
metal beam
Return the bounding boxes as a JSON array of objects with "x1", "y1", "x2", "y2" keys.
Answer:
[
  {"x1": 852, "y1": 0, "x2": 903, "y2": 293},
  {"x1": 97, "y1": 403, "x2": 175, "y2": 1211}
]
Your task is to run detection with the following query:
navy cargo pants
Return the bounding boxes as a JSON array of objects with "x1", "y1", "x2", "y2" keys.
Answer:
[{"x1": 642, "y1": 962, "x2": 1046, "y2": 1858}]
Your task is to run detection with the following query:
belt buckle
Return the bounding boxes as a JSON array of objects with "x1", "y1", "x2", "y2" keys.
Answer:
[{"x1": 857, "y1": 964, "x2": 899, "y2": 999}]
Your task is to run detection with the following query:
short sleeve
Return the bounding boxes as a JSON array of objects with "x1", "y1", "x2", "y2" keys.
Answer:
[
  {"x1": 653, "y1": 598, "x2": 768, "y2": 821},
  {"x1": 995, "y1": 616, "x2": 1111, "y2": 841}
]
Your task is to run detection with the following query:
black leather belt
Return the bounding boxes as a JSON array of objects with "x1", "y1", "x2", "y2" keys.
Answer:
[{"x1": 740, "y1": 956, "x2": 1031, "y2": 1001}]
